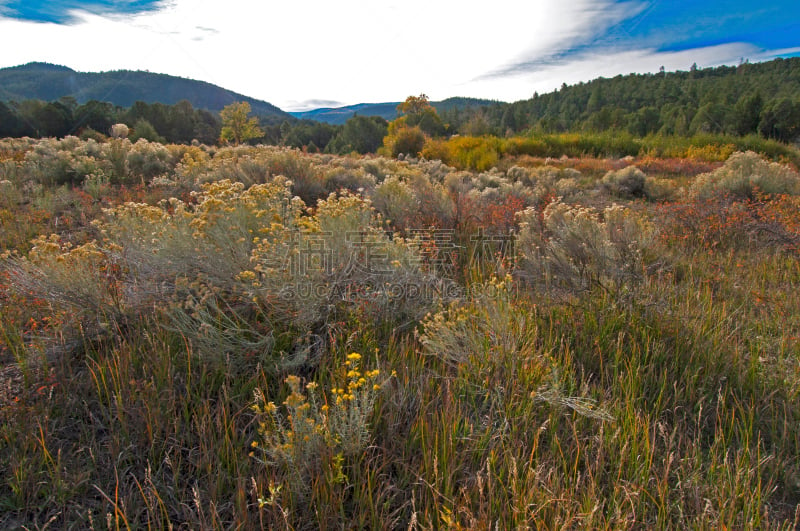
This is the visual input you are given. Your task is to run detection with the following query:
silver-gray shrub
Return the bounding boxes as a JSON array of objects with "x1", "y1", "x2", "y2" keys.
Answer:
[
  {"x1": 13, "y1": 137, "x2": 141, "y2": 187},
  {"x1": 515, "y1": 199, "x2": 654, "y2": 295},
  {"x1": 126, "y1": 139, "x2": 174, "y2": 180},
  {"x1": 690, "y1": 151, "x2": 800, "y2": 199},
  {"x1": 322, "y1": 166, "x2": 377, "y2": 194},
  {"x1": 601, "y1": 165, "x2": 646, "y2": 198},
  {"x1": 370, "y1": 175, "x2": 421, "y2": 232}
]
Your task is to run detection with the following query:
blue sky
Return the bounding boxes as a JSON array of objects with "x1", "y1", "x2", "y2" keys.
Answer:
[
  {"x1": 0, "y1": 0, "x2": 165, "y2": 24},
  {"x1": 611, "y1": 1, "x2": 799, "y2": 52},
  {"x1": 0, "y1": 0, "x2": 798, "y2": 110}
]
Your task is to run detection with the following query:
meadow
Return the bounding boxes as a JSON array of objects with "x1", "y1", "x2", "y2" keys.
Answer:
[{"x1": 1, "y1": 134, "x2": 799, "y2": 529}]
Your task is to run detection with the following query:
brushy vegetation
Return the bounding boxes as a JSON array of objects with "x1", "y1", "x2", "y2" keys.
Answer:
[
  {"x1": 1, "y1": 136, "x2": 800, "y2": 529},
  {"x1": 421, "y1": 132, "x2": 800, "y2": 171}
]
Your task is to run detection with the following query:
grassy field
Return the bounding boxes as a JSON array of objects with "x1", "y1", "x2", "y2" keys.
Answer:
[{"x1": 1, "y1": 135, "x2": 799, "y2": 529}]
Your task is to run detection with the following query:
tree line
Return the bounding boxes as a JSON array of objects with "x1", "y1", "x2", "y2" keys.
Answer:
[
  {"x1": 2, "y1": 57, "x2": 799, "y2": 152},
  {"x1": 441, "y1": 57, "x2": 800, "y2": 143},
  {"x1": 0, "y1": 97, "x2": 388, "y2": 154}
]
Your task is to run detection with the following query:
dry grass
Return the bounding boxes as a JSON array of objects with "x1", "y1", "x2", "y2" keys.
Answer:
[{"x1": 1, "y1": 138, "x2": 799, "y2": 528}]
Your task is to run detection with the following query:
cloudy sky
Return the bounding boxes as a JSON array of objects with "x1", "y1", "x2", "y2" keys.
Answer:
[{"x1": 0, "y1": 0, "x2": 798, "y2": 111}]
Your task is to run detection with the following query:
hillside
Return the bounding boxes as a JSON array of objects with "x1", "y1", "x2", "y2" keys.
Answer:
[
  {"x1": 0, "y1": 62, "x2": 290, "y2": 119},
  {"x1": 448, "y1": 57, "x2": 800, "y2": 142},
  {"x1": 291, "y1": 97, "x2": 498, "y2": 124}
]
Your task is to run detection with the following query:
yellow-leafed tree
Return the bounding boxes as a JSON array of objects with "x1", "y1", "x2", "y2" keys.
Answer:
[
  {"x1": 380, "y1": 94, "x2": 445, "y2": 157},
  {"x1": 220, "y1": 102, "x2": 264, "y2": 145}
]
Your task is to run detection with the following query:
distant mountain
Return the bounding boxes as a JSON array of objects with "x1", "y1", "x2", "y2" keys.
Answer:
[
  {"x1": 0, "y1": 62, "x2": 291, "y2": 120},
  {"x1": 290, "y1": 97, "x2": 499, "y2": 124}
]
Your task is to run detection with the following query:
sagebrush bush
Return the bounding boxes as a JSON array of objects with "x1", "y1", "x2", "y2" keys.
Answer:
[
  {"x1": 601, "y1": 165, "x2": 647, "y2": 198},
  {"x1": 370, "y1": 175, "x2": 420, "y2": 232},
  {"x1": 418, "y1": 275, "x2": 532, "y2": 368},
  {"x1": 22, "y1": 138, "x2": 84, "y2": 186},
  {"x1": 3, "y1": 177, "x2": 442, "y2": 366},
  {"x1": 508, "y1": 164, "x2": 578, "y2": 201},
  {"x1": 322, "y1": 166, "x2": 376, "y2": 194},
  {"x1": 1, "y1": 236, "x2": 124, "y2": 336},
  {"x1": 243, "y1": 190, "x2": 442, "y2": 330},
  {"x1": 109, "y1": 123, "x2": 129, "y2": 139},
  {"x1": 418, "y1": 275, "x2": 612, "y2": 420},
  {"x1": 643, "y1": 176, "x2": 680, "y2": 202},
  {"x1": 690, "y1": 150, "x2": 800, "y2": 199},
  {"x1": 515, "y1": 199, "x2": 654, "y2": 294},
  {"x1": 126, "y1": 139, "x2": 174, "y2": 179}
]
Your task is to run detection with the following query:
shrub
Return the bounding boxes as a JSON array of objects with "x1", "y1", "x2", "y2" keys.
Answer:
[
  {"x1": 1, "y1": 236, "x2": 125, "y2": 334},
  {"x1": 690, "y1": 151, "x2": 800, "y2": 199},
  {"x1": 243, "y1": 191, "x2": 442, "y2": 330},
  {"x1": 643, "y1": 176, "x2": 679, "y2": 202},
  {"x1": 251, "y1": 354, "x2": 386, "y2": 495},
  {"x1": 418, "y1": 275, "x2": 531, "y2": 368},
  {"x1": 418, "y1": 276, "x2": 612, "y2": 420},
  {"x1": 22, "y1": 139, "x2": 77, "y2": 186},
  {"x1": 109, "y1": 123, "x2": 130, "y2": 139},
  {"x1": 382, "y1": 125, "x2": 426, "y2": 158},
  {"x1": 468, "y1": 180, "x2": 539, "y2": 234},
  {"x1": 658, "y1": 193, "x2": 800, "y2": 252},
  {"x1": 370, "y1": 175, "x2": 420, "y2": 232},
  {"x1": 126, "y1": 139, "x2": 174, "y2": 180},
  {"x1": 103, "y1": 137, "x2": 132, "y2": 183},
  {"x1": 554, "y1": 177, "x2": 581, "y2": 197},
  {"x1": 86, "y1": 179, "x2": 444, "y2": 365},
  {"x1": 421, "y1": 136, "x2": 501, "y2": 171},
  {"x1": 515, "y1": 199, "x2": 654, "y2": 295},
  {"x1": 322, "y1": 166, "x2": 376, "y2": 194},
  {"x1": 601, "y1": 165, "x2": 646, "y2": 198},
  {"x1": 401, "y1": 172, "x2": 455, "y2": 229}
]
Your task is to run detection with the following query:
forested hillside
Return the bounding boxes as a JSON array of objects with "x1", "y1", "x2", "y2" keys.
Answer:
[
  {"x1": 0, "y1": 62, "x2": 289, "y2": 119},
  {"x1": 443, "y1": 58, "x2": 800, "y2": 142}
]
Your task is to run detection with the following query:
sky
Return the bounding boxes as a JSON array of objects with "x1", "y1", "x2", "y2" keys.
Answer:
[{"x1": 0, "y1": 1, "x2": 798, "y2": 111}]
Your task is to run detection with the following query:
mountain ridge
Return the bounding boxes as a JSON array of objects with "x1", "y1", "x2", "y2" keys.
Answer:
[
  {"x1": 291, "y1": 97, "x2": 500, "y2": 124},
  {"x1": 0, "y1": 62, "x2": 290, "y2": 120}
]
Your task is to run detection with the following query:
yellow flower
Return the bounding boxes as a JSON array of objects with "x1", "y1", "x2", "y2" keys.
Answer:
[{"x1": 346, "y1": 352, "x2": 362, "y2": 362}]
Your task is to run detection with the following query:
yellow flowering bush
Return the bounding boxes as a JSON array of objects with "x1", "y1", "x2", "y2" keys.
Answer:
[
  {"x1": 251, "y1": 353, "x2": 386, "y2": 494},
  {"x1": 245, "y1": 189, "x2": 439, "y2": 330},
  {"x1": 2, "y1": 235, "x2": 124, "y2": 328},
  {"x1": 418, "y1": 275, "x2": 528, "y2": 367}
]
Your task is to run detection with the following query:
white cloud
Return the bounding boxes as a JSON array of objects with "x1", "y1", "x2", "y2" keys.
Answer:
[
  {"x1": 0, "y1": 1, "x2": 795, "y2": 110},
  {"x1": 466, "y1": 42, "x2": 765, "y2": 103}
]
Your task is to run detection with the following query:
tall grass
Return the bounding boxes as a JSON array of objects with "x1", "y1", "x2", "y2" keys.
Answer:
[{"x1": 1, "y1": 139, "x2": 799, "y2": 528}]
